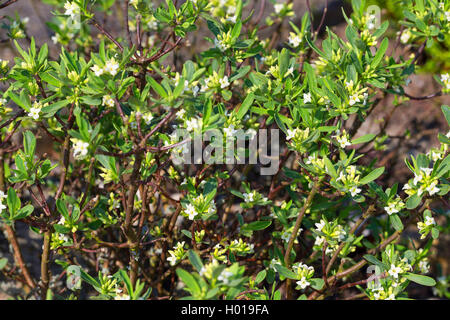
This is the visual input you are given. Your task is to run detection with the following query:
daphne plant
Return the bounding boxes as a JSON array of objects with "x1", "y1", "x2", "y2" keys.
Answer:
[{"x1": 0, "y1": 0, "x2": 449, "y2": 301}]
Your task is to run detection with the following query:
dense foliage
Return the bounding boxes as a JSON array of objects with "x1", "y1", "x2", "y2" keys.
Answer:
[{"x1": 0, "y1": 0, "x2": 449, "y2": 300}]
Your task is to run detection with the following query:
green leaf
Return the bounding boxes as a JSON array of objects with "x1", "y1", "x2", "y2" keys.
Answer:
[
  {"x1": 390, "y1": 213, "x2": 403, "y2": 231},
  {"x1": 176, "y1": 268, "x2": 201, "y2": 294},
  {"x1": 404, "y1": 273, "x2": 436, "y2": 286},
  {"x1": 359, "y1": 167, "x2": 385, "y2": 185},
  {"x1": 0, "y1": 258, "x2": 7, "y2": 270},
  {"x1": 274, "y1": 264, "x2": 297, "y2": 280},
  {"x1": 236, "y1": 93, "x2": 254, "y2": 120},
  {"x1": 255, "y1": 270, "x2": 266, "y2": 284},
  {"x1": 371, "y1": 38, "x2": 389, "y2": 69},
  {"x1": 351, "y1": 134, "x2": 375, "y2": 145},
  {"x1": 7, "y1": 188, "x2": 21, "y2": 217},
  {"x1": 363, "y1": 254, "x2": 387, "y2": 270},
  {"x1": 41, "y1": 100, "x2": 70, "y2": 117},
  {"x1": 23, "y1": 131, "x2": 36, "y2": 158},
  {"x1": 243, "y1": 220, "x2": 272, "y2": 231},
  {"x1": 188, "y1": 250, "x2": 203, "y2": 272},
  {"x1": 406, "y1": 194, "x2": 422, "y2": 210},
  {"x1": 14, "y1": 204, "x2": 34, "y2": 220},
  {"x1": 442, "y1": 105, "x2": 450, "y2": 126},
  {"x1": 148, "y1": 77, "x2": 168, "y2": 99},
  {"x1": 309, "y1": 278, "x2": 325, "y2": 290},
  {"x1": 278, "y1": 48, "x2": 290, "y2": 78}
]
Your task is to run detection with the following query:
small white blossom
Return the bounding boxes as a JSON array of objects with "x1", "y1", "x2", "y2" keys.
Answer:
[
  {"x1": 288, "y1": 33, "x2": 302, "y2": 47},
  {"x1": 243, "y1": 192, "x2": 254, "y2": 203},
  {"x1": 349, "y1": 185, "x2": 362, "y2": 197},
  {"x1": 103, "y1": 58, "x2": 119, "y2": 76},
  {"x1": 388, "y1": 264, "x2": 403, "y2": 279},
  {"x1": 185, "y1": 203, "x2": 198, "y2": 220},
  {"x1": 72, "y1": 139, "x2": 89, "y2": 160},
  {"x1": 91, "y1": 64, "x2": 104, "y2": 76},
  {"x1": 28, "y1": 102, "x2": 42, "y2": 120},
  {"x1": 274, "y1": 3, "x2": 284, "y2": 14},
  {"x1": 400, "y1": 31, "x2": 411, "y2": 44},
  {"x1": 64, "y1": 2, "x2": 80, "y2": 19},
  {"x1": 424, "y1": 215, "x2": 436, "y2": 227},
  {"x1": 223, "y1": 125, "x2": 237, "y2": 137},
  {"x1": 349, "y1": 93, "x2": 360, "y2": 106},
  {"x1": 303, "y1": 92, "x2": 312, "y2": 104},
  {"x1": 102, "y1": 95, "x2": 115, "y2": 108},
  {"x1": 219, "y1": 76, "x2": 230, "y2": 89},
  {"x1": 143, "y1": 113, "x2": 153, "y2": 125},
  {"x1": 296, "y1": 277, "x2": 310, "y2": 289},
  {"x1": 186, "y1": 117, "x2": 202, "y2": 132},
  {"x1": 425, "y1": 181, "x2": 440, "y2": 196}
]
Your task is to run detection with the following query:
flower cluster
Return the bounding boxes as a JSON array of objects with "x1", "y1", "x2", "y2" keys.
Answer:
[
  {"x1": 167, "y1": 241, "x2": 187, "y2": 266},
  {"x1": 292, "y1": 262, "x2": 314, "y2": 290},
  {"x1": 90, "y1": 58, "x2": 120, "y2": 77}
]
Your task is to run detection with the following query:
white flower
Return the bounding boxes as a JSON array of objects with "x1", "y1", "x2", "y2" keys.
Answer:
[
  {"x1": 102, "y1": 95, "x2": 115, "y2": 108},
  {"x1": 386, "y1": 294, "x2": 396, "y2": 300},
  {"x1": 64, "y1": 2, "x2": 80, "y2": 19},
  {"x1": 413, "y1": 173, "x2": 423, "y2": 185},
  {"x1": 296, "y1": 277, "x2": 310, "y2": 289},
  {"x1": 72, "y1": 139, "x2": 89, "y2": 160},
  {"x1": 28, "y1": 102, "x2": 42, "y2": 120},
  {"x1": 176, "y1": 109, "x2": 186, "y2": 118},
  {"x1": 335, "y1": 134, "x2": 351, "y2": 148},
  {"x1": 167, "y1": 252, "x2": 178, "y2": 266},
  {"x1": 349, "y1": 93, "x2": 360, "y2": 106},
  {"x1": 243, "y1": 192, "x2": 254, "y2": 203},
  {"x1": 314, "y1": 236, "x2": 325, "y2": 246},
  {"x1": 286, "y1": 129, "x2": 296, "y2": 140},
  {"x1": 91, "y1": 64, "x2": 104, "y2": 76},
  {"x1": 315, "y1": 219, "x2": 326, "y2": 232},
  {"x1": 0, "y1": 190, "x2": 7, "y2": 202},
  {"x1": 224, "y1": 125, "x2": 237, "y2": 137},
  {"x1": 400, "y1": 31, "x2": 411, "y2": 44},
  {"x1": 424, "y1": 215, "x2": 435, "y2": 227},
  {"x1": 104, "y1": 58, "x2": 119, "y2": 76},
  {"x1": 426, "y1": 181, "x2": 440, "y2": 196},
  {"x1": 349, "y1": 185, "x2": 362, "y2": 197},
  {"x1": 0, "y1": 202, "x2": 6, "y2": 213},
  {"x1": 388, "y1": 264, "x2": 403, "y2": 279},
  {"x1": 214, "y1": 38, "x2": 226, "y2": 52},
  {"x1": 446, "y1": 11, "x2": 450, "y2": 22},
  {"x1": 441, "y1": 73, "x2": 450, "y2": 89},
  {"x1": 285, "y1": 67, "x2": 294, "y2": 77},
  {"x1": 303, "y1": 92, "x2": 312, "y2": 104},
  {"x1": 420, "y1": 167, "x2": 433, "y2": 176},
  {"x1": 384, "y1": 203, "x2": 399, "y2": 215},
  {"x1": 269, "y1": 258, "x2": 281, "y2": 270},
  {"x1": 218, "y1": 270, "x2": 233, "y2": 284},
  {"x1": 186, "y1": 117, "x2": 202, "y2": 132},
  {"x1": 58, "y1": 216, "x2": 66, "y2": 225},
  {"x1": 192, "y1": 85, "x2": 200, "y2": 97},
  {"x1": 219, "y1": 76, "x2": 230, "y2": 89},
  {"x1": 143, "y1": 113, "x2": 153, "y2": 125},
  {"x1": 274, "y1": 3, "x2": 284, "y2": 14},
  {"x1": 0, "y1": 97, "x2": 6, "y2": 106},
  {"x1": 288, "y1": 33, "x2": 302, "y2": 47},
  {"x1": 419, "y1": 260, "x2": 430, "y2": 273},
  {"x1": 185, "y1": 203, "x2": 198, "y2": 220},
  {"x1": 429, "y1": 150, "x2": 443, "y2": 162}
]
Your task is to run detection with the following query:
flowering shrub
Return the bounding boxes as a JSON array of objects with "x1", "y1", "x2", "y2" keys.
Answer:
[{"x1": 0, "y1": 0, "x2": 449, "y2": 300}]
